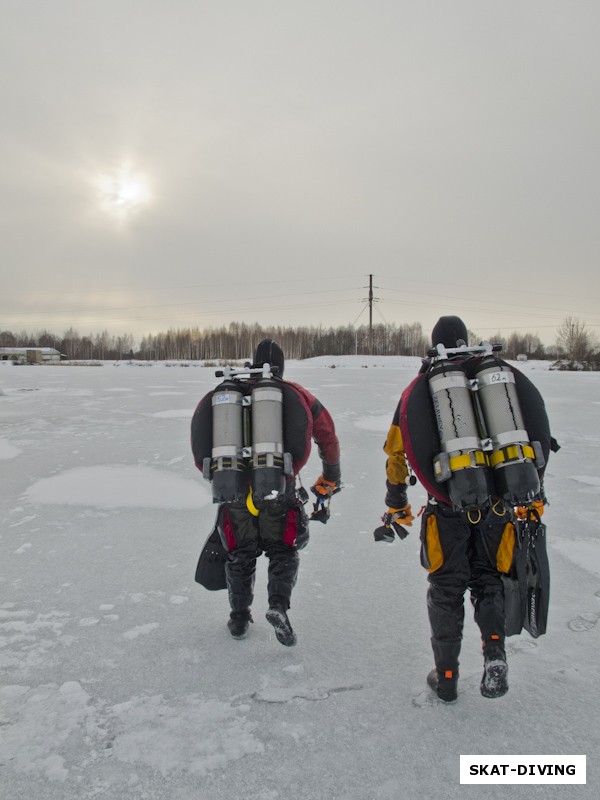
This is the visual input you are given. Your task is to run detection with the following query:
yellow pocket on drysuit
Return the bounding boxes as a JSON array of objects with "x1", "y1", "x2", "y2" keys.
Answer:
[
  {"x1": 496, "y1": 522, "x2": 516, "y2": 574},
  {"x1": 420, "y1": 513, "x2": 444, "y2": 573}
]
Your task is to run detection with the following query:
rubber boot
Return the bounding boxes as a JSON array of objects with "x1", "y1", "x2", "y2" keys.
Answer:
[
  {"x1": 427, "y1": 668, "x2": 458, "y2": 703},
  {"x1": 227, "y1": 610, "x2": 253, "y2": 640},
  {"x1": 480, "y1": 636, "x2": 508, "y2": 698},
  {"x1": 429, "y1": 637, "x2": 461, "y2": 702},
  {"x1": 266, "y1": 596, "x2": 297, "y2": 646}
]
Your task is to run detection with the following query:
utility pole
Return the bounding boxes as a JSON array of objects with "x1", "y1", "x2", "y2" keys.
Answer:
[
  {"x1": 368, "y1": 273, "x2": 374, "y2": 355},
  {"x1": 359, "y1": 274, "x2": 379, "y2": 356}
]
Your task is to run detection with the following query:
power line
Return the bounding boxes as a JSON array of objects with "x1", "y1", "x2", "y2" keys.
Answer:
[
  {"x1": 1, "y1": 286, "x2": 362, "y2": 319},
  {"x1": 350, "y1": 304, "x2": 369, "y2": 327},
  {"x1": 375, "y1": 273, "x2": 600, "y2": 307},
  {"x1": 3, "y1": 270, "x2": 598, "y2": 342},
  {"x1": 379, "y1": 286, "x2": 600, "y2": 321},
  {"x1": 0, "y1": 274, "x2": 365, "y2": 300},
  {"x1": 0, "y1": 298, "x2": 360, "y2": 330}
]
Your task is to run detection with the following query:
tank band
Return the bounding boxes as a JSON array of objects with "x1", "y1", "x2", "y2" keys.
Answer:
[
  {"x1": 252, "y1": 389, "x2": 283, "y2": 403},
  {"x1": 448, "y1": 450, "x2": 488, "y2": 471},
  {"x1": 212, "y1": 445, "x2": 243, "y2": 458},
  {"x1": 444, "y1": 436, "x2": 482, "y2": 452},
  {"x1": 429, "y1": 374, "x2": 470, "y2": 391},
  {"x1": 253, "y1": 441, "x2": 284, "y2": 454},
  {"x1": 490, "y1": 443, "x2": 536, "y2": 466}
]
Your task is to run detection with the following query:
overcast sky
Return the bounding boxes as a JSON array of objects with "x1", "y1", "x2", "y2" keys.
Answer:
[{"x1": 1, "y1": 0, "x2": 599, "y2": 345}]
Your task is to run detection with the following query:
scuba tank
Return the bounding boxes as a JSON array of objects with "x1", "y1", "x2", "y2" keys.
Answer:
[
  {"x1": 251, "y1": 376, "x2": 291, "y2": 502},
  {"x1": 207, "y1": 379, "x2": 248, "y2": 503},
  {"x1": 204, "y1": 364, "x2": 292, "y2": 504},
  {"x1": 471, "y1": 356, "x2": 544, "y2": 505},
  {"x1": 428, "y1": 357, "x2": 492, "y2": 509},
  {"x1": 402, "y1": 342, "x2": 550, "y2": 511}
]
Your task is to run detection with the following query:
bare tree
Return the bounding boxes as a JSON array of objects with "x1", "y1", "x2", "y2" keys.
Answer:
[
  {"x1": 556, "y1": 316, "x2": 594, "y2": 363},
  {"x1": 0, "y1": 330, "x2": 17, "y2": 346},
  {"x1": 504, "y1": 332, "x2": 544, "y2": 360}
]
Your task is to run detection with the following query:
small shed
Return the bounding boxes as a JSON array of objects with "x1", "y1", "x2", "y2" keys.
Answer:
[{"x1": 0, "y1": 347, "x2": 66, "y2": 364}]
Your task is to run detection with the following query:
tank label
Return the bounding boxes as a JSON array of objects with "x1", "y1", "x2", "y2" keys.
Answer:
[
  {"x1": 215, "y1": 394, "x2": 231, "y2": 404},
  {"x1": 480, "y1": 369, "x2": 515, "y2": 387}
]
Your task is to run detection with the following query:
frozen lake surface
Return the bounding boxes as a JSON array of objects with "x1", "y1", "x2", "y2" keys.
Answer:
[{"x1": 1, "y1": 357, "x2": 598, "y2": 798}]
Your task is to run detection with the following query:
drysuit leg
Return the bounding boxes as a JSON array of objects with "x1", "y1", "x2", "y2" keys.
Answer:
[
  {"x1": 470, "y1": 509, "x2": 509, "y2": 656},
  {"x1": 219, "y1": 506, "x2": 259, "y2": 613},
  {"x1": 259, "y1": 502, "x2": 305, "y2": 608},
  {"x1": 421, "y1": 505, "x2": 472, "y2": 674}
]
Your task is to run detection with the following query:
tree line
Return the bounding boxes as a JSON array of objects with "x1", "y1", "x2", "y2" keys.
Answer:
[{"x1": 0, "y1": 317, "x2": 597, "y2": 366}]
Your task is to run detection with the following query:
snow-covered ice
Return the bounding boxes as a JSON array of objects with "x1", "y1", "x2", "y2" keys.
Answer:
[{"x1": 1, "y1": 357, "x2": 598, "y2": 798}]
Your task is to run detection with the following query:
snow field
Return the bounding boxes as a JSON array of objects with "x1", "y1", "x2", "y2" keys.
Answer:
[{"x1": 1, "y1": 359, "x2": 598, "y2": 799}]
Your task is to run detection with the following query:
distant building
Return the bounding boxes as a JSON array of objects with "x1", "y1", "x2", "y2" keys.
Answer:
[
  {"x1": 516, "y1": 353, "x2": 528, "y2": 362},
  {"x1": 0, "y1": 347, "x2": 66, "y2": 364}
]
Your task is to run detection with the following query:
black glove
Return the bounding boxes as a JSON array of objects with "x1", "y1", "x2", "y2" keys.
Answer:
[{"x1": 373, "y1": 506, "x2": 413, "y2": 542}]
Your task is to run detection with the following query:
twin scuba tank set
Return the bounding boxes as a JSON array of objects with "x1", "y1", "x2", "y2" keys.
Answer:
[
  {"x1": 203, "y1": 363, "x2": 293, "y2": 506},
  {"x1": 204, "y1": 343, "x2": 543, "y2": 514},
  {"x1": 427, "y1": 342, "x2": 545, "y2": 511}
]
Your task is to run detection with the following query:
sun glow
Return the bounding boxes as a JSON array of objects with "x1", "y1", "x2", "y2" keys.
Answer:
[{"x1": 95, "y1": 165, "x2": 151, "y2": 218}]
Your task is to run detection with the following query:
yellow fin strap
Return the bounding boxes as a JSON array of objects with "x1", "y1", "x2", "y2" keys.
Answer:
[{"x1": 246, "y1": 488, "x2": 259, "y2": 517}]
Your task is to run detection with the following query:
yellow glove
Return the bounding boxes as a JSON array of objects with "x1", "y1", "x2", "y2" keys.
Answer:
[
  {"x1": 515, "y1": 500, "x2": 544, "y2": 520},
  {"x1": 374, "y1": 505, "x2": 414, "y2": 542},
  {"x1": 387, "y1": 504, "x2": 415, "y2": 526}
]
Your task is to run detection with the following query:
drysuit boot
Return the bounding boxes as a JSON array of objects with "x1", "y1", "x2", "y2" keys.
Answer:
[
  {"x1": 266, "y1": 598, "x2": 297, "y2": 647},
  {"x1": 227, "y1": 610, "x2": 253, "y2": 640},
  {"x1": 480, "y1": 640, "x2": 509, "y2": 698},
  {"x1": 427, "y1": 668, "x2": 458, "y2": 703},
  {"x1": 428, "y1": 637, "x2": 461, "y2": 702}
]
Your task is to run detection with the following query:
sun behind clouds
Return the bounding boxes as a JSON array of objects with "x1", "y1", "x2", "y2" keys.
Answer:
[{"x1": 94, "y1": 163, "x2": 151, "y2": 219}]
